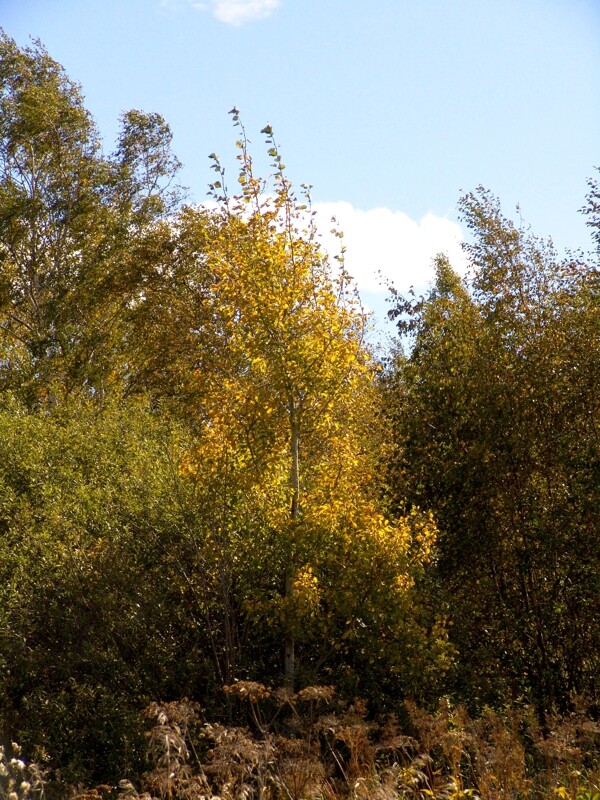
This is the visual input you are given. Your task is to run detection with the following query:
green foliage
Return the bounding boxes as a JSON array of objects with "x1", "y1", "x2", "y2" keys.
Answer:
[
  {"x1": 0, "y1": 30, "x2": 182, "y2": 403},
  {"x1": 386, "y1": 188, "x2": 600, "y2": 717},
  {"x1": 0, "y1": 394, "x2": 220, "y2": 783}
]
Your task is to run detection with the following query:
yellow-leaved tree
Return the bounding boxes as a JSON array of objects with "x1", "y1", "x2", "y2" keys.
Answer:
[{"x1": 170, "y1": 116, "x2": 448, "y2": 694}]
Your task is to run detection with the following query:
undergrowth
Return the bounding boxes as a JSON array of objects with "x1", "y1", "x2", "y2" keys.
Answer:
[
  {"x1": 56, "y1": 685, "x2": 600, "y2": 800},
  {"x1": 0, "y1": 741, "x2": 46, "y2": 800}
]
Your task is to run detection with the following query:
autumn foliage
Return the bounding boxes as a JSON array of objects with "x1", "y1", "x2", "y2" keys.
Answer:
[{"x1": 0, "y1": 31, "x2": 598, "y2": 799}]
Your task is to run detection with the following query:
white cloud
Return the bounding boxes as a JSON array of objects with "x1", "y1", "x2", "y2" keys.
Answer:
[
  {"x1": 311, "y1": 201, "x2": 468, "y2": 296},
  {"x1": 195, "y1": 197, "x2": 467, "y2": 334},
  {"x1": 190, "y1": 0, "x2": 280, "y2": 25}
]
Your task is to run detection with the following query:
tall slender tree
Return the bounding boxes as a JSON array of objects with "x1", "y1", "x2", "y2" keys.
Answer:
[{"x1": 150, "y1": 116, "x2": 443, "y2": 690}]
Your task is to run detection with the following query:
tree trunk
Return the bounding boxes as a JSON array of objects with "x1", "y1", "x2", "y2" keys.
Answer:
[{"x1": 285, "y1": 398, "x2": 300, "y2": 687}]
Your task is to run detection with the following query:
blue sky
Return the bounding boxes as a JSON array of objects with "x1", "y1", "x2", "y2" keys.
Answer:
[{"x1": 2, "y1": 0, "x2": 599, "y2": 327}]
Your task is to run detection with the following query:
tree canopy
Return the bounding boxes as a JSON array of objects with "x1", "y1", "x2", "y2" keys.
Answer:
[
  {"x1": 0, "y1": 30, "x2": 598, "y2": 797},
  {"x1": 386, "y1": 187, "x2": 600, "y2": 716}
]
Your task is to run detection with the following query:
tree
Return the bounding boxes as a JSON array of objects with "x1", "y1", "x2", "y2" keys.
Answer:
[
  {"x1": 0, "y1": 31, "x2": 182, "y2": 403},
  {"x1": 130, "y1": 115, "x2": 447, "y2": 694},
  {"x1": 386, "y1": 188, "x2": 600, "y2": 717},
  {"x1": 582, "y1": 166, "x2": 600, "y2": 258},
  {"x1": 0, "y1": 37, "x2": 450, "y2": 787}
]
